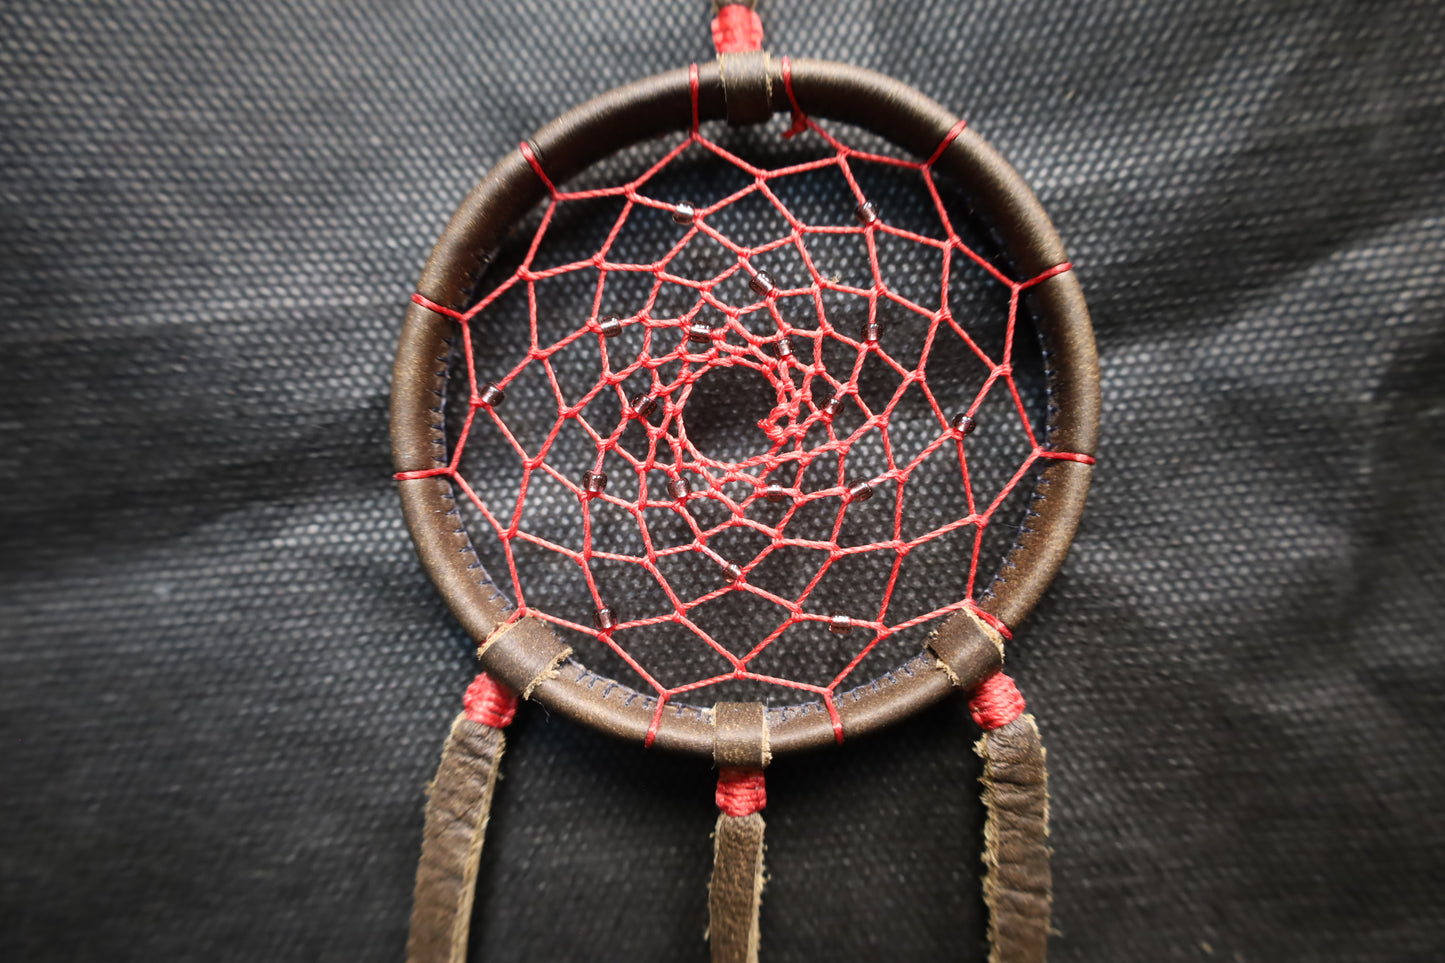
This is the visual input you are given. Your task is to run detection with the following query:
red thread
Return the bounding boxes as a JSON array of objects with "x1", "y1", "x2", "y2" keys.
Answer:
[
  {"x1": 464, "y1": 672, "x2": 518, "y2": 728},
  {"x1": 689, "y1": 63, "x2": 701, "y2": 133},
  {"x1": 411, "y1": 292, "x2": 464, "y2": 320},
  {"x1": 1039, "y1": 450, "x2": 1096, "y2": 465},
  {"x1": 969, "y1": 604, "x2": 1013, "y2": 641},
  {"x1": 419, "y1": 101, "x2": 1086, "y2": 712},
  {"x1": 968, "y1": 671, "x2": 1025, "y2": 730},
  {"x1": 779, "y1": 56, "x2": 808, "y2": 139},
  {"x1": 644, "y1": 698, "x2": 666, "y2": 749},
  {"x1": 395, "y1": 466, "x2": 451, "y2": 480},
  {"x1": 716, "y1": 767, "x2": 767, "y2": 816},
  {"x1": 518, "y1": 141, "x2": 557, "y2": 196},
  {"x1": 925, "y1": 120, "x2": 969, "y2": 168},
  {"x1": 712, "y1": 4, "x2": 764, "y2": 54},
  {"x1": 1019, "y1": 261, "x2": 1073, "y2": 290}
]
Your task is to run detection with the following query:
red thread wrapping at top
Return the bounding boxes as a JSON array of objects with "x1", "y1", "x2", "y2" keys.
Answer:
[
  {"x1": 464, "y1": 672, "x2": 518, "y2": 728},
  {"x1": 968, "y1": 671, "x2": 1025, "y2": 731},
  {"x1": 712, "y1": 4, "x2": 763, "y2": 54},
  {"x1": 716, "y1": 767, "x2": 767, "y2": 816}
]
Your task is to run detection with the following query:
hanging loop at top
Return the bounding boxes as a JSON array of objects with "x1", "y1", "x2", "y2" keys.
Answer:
[{"x1": 712, "y1": 0, "x2": 769, "y2": 126}]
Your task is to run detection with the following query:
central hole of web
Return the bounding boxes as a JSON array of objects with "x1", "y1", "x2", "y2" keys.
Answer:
[{"x1": 682, "y1": 363, "x2": 778, "y2": 465}]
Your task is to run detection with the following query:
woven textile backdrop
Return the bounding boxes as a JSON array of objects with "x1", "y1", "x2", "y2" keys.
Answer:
[{"x1": 2, "y1": 1, "x2": 1443, "y2": 961}]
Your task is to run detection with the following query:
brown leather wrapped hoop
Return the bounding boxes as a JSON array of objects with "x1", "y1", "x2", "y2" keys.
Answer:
[{"x1": 392, "y1": 57, "x2": 1100, "y2": 760}]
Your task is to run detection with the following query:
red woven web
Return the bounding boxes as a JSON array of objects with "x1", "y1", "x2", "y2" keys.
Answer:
[{"x1": 402, "y1": 62, "x2": 1089, "y2": 743}]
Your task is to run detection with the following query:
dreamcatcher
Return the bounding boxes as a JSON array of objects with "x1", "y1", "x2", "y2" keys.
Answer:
[{"x1": 392, "y1": 3, "x2": 1098, "y2": 960}]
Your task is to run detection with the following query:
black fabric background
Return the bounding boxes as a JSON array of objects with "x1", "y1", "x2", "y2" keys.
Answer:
[{"x1": 3, "y1": 1, "x2": 1443, "y2": 961}]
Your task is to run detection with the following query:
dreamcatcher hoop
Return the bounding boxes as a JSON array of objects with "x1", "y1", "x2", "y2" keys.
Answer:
[{"x1": 392, "y1": 56, "x2": 1099, "y2": 759}]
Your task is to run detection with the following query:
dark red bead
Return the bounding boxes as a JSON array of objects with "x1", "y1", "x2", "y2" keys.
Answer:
[
  {"x1": 863, "y1": 321, "x2": 880, "y2": 343},
  {"x1": 687, "y1": 320, "x2": 713, "y2": 344},
  {"x1": 774, "y1": 336, "x2": 794, "y2": 360},
  {"x1": 598, "y1": 314, "x2": 623, "y2": 338},
  {"x1": 672, "y1": 201, "x2": 696, "y2": 225},
  {"x1": 763, "y1": 483, "x2": 788, "y2": 504},
  {"x1": 821, "y1": 394, "x2": 844, "y2": 421},
  {"x1": 631, "y1": 393, "x2": 658, "y2": 418},
  {"x1": 951, "y1": 412, "x2": 977, "y2": 436},
  {"x1": 847, "y1": 480, "x2": 873, "y2": 502},
  {"x1": 667, "y1": 476, "x2": 691, "y2": 500},
  {"x1": 854, "y1": 201, "x2": 880, "y2": 226},
  {"x1": 478, "y1": 382, "x2": 505, "y2": 407},
  {"x1": 594, "y1": 606, "x2": 617, "y2": 631},
  {"x1": 583, "y1": 469, "x2": 608, "y2": 494},
  {"x1": 722, "y1": 560, "x2": 743, "y2": 582},
  {"x1": 829, "y1": 613, "x2": 853, "y2": 634},
  {"x1": 749, "y1": 270, "x2": 777, "y2": 298}
]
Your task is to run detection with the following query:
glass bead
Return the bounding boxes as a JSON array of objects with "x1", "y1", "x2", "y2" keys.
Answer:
[
  {"x1": 598, "y1": 314, "x2": 623, "y2": 338},
  {"x1": 722, "y1": 560, "x2": 743, "y2": 582},
  {"x1": 668, "y1": 476, "x2": 691, "y2": 500},
  {"x1": 764, "y1": 483, "x2": 788, "y2": 503},
  {"x1": 478, "y1": 382, "x2": 505, "y2": 407},
  {"x1": 749, "y1": 270, "x2": 777, "y2": 298},
  {"x1": 829, "y1": 613, "x2": 853, "y2": 634},
  {"x1": 775, "y1": 336, "x2": 794, "y2": 360},
  {"x1": 631, "y1": 394, "x2": 658, "y2": 418},
  {"x1": 672, "y1": 201, "x2": 696, "y2": 225},
  {"x1": 594, "y1": 606, "x2": 617, "y2": 631},
  {"x1": 854, "y1": 201, "x2": 880, "y2": 226},
  {"x1": 863, "y1": 321, "x2": 880, "y2": 343},
  {"x1": 951, "y1": 413, "x2": 977, "y2": 436},
  {"x1": 847, "y1": 480, "x2": 873, "y2": 502},
  {"x1": 583, "y1": 469, "x2": 608, "y2": 494},
  {"x1": 687, "y1": 320, "x2": 714, "y2": 344},
  {"x1": 822, "y1": 395, "x2": 844, "y2": 421}
]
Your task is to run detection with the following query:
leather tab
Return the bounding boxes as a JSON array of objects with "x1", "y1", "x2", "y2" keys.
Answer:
[
  {"x1": 719, "y1": 51, "x2": 773, "y2": 126},
  {"x1": 927, "y1": 608, "x2": 1005, "y2": 689},
  {"x1": 976, "y1": 714, "x2": 1052, "y2": 963},
  {"x1": 709, "y1": 811, "x2": 766, "y2": 963},
  {"x1": 480, "y1": 616, "x2": 572, "y2": 698},
  {"x1": 713, "y1": 702, "x2": 771, "y2": 769},
  {"x1": 407, "y1": 714, "x2": 507, "y2": 963}
]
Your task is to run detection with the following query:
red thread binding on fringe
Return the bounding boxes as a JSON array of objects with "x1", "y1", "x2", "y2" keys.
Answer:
[
  {"x1": 712, "y1": 4, "x2": 764, "y2": 54},
  {"x1": 399, "y1": 78, "x2": 1095, "y2": 724},
  {"x1": 464, "y1": 672, "x2": 518, "y2": 728},
  {"x1": 968, "y1": 671, "x2": 1025, "y2": 730},
  {"x1": 716, "y1": 767, "x2": 767, "y2": 816}
]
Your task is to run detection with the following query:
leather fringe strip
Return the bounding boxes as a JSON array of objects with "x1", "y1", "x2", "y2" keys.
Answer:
[
  {"x1": 708, "y1": 701, "x2": 771, "y2": 963},
  {"x1": 709, "y1": 768, "x2": 767, "y2": 963},
  {"x1": 406, "y1": 674, "x2": 517, "y2": 963},
  {"x1": 971, "y1": 672, "x2": 1052, "y2": 963}
]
